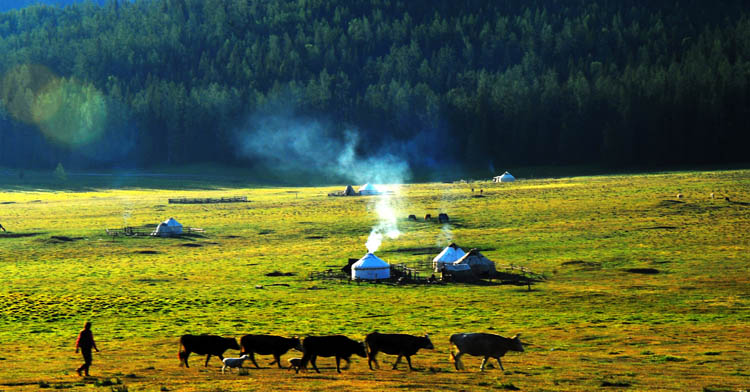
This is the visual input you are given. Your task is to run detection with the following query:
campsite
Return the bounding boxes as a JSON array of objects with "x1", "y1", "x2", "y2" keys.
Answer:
[
  {"x1": 1, "y1": 0, "x2": 749, "y2": 390},
  {"x1": 0, "y1": 169, "x2": 748, "y2": 391}
]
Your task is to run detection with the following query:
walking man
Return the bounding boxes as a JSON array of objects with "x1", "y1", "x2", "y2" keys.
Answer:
[{"x1": 75, "y1": 321, "x2": 99, "y2": 376}]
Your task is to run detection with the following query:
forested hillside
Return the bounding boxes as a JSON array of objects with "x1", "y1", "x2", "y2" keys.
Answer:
[{"x1": 0, "y1": 0, "x2": 748, "y2": 171}]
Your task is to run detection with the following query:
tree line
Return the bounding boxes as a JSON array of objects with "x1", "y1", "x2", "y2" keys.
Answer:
[{"x1": 0, "y1": 0, "x2": 748, "y2": 170}]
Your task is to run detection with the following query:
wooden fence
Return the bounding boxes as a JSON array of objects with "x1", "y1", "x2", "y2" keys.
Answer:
[{"x1": 168, "y1": 196, "x2": 247, "y2": 204}]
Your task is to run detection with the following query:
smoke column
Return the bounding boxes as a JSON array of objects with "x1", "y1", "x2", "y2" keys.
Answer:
[{"x1": 365, "y1": 187, "x2": 401, "y2": 253}]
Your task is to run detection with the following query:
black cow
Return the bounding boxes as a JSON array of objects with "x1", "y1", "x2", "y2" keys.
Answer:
[
  {"x1": 178, "y1": 334, "x2": 240, "y2": 368},
  {"x1": 298, "y1": 335, "x2": 367, "y2": 373},
  {"x1": 365, "y1": 332, "x2": 434, "y2": 371},
  {"x1": 239, "y1": 334, "x2": 303, "y2": 369},
  {"x1": 449, "y1": 333, "x2": 524, "y2": 371}
]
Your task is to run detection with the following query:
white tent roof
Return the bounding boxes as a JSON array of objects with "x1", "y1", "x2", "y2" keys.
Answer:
[
  {"x1": 433, "y1": 243, "x2": 466, "y2": 263},
  {"x1": 352, "y1": 253, "x2": 390, "y2": 270},
  {"x1": 164, "y1": 217, "x2": 182, "y2": 227},
  {"x1": 495, "y1": 172, "x2": 515, "y2": 182}
]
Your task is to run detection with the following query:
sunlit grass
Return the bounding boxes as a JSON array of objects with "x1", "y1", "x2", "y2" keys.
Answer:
[{"x1": 0, "y1": 169, "x2": 748, "y2": 391}]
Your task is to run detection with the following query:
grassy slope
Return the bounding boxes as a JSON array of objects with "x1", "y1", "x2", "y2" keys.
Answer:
[{"x1": 0, "y1": 170, "x2": 748, "y2": 391}]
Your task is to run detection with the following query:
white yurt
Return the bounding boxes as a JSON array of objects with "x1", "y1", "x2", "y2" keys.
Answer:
[
  {"x1": 433, "y1": 243, "x2": 467, "y2": 272},
  {"x1": 351, "y1": 253, "x2": 391, "y2": 280},
  {"x1": 359, "y1": 183, "x2": 380, "y2": 195},
  {"x1": 152, "y1": 217, "x2": 183, "y2": 237},
  {"x1": 493, "y1": 171, "x2": 516, "y2": 182}
]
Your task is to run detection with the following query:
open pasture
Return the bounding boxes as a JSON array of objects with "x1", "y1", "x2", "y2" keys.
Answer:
[{"x1": 0, "y1": 170, "x2": 749, "y2": 391}]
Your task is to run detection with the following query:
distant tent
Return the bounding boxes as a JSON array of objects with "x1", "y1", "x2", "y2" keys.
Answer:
[
  {"x1": 152, "y1": 217, "x2": 183, "y2": 237},
  {"x1": 351, "y1": 253, "x2": 390, "y2": 280},
  {"x1": 344, "y1": 185, "x2": 357, "y2": 196},
  {"x1": 359, "y1": 183, "x2": 380, "y2": 195},
  {"x1": 493, "y1": 172, "x2": 516, "y2": 182},
  {"x1": 433, "y1": 243, "x2": 467, "y2": 272},
  {"x1": 453, "y1": 249, "x2": 496, "y2": 276}
]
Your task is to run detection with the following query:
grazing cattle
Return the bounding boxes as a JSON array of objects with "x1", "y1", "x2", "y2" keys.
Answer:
[
  {"x1": 298, "y1": 335, "x2": 367, "y2": 373},
  {"x1": 287, "y1": 357, "x2": 302, "y2": 372},
  {"x1": 365, "y1": 332, "x2": 434, "y2": 371},
  {"x1": 239, "y1": 334, "x2": 302, "y2": 369},
  {"x1": 178, "y1": 334, "x2": 240, "y2": 368},
  {"x1": 449, "y1": 333, "x2": 523, "y2": 371},
  {"x1": 438, "y1": 213, "x2": 449, "y2": 223},
  {"x1": 424, "y1": 214, "x2": 432, "y2": 221},
  {"x1": 408, "y1": 214, "x2": 417, "y2": 221},
  {"x1": 221, "y1": 354, "x2": 250, "y2": 374}
]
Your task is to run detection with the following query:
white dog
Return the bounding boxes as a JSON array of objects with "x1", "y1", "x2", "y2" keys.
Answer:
[{"x1": 221, "y1": 354, "x2": 250, "y2": 374}]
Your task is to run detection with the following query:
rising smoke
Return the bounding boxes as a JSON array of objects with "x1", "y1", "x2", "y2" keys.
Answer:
[{"x1": 233, "y1": 105, "x2": 411, "y2": 253}]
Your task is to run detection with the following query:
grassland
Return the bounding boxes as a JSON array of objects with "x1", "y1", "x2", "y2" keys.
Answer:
[{"x1": 0, "y1": 169, "x2": 748, "y2": 391}]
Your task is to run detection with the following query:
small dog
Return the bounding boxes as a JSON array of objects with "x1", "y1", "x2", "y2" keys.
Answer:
[
  {"x1": 287, "y1": 357, "x2": 302, "y2": 372},
  {"x1": 221, "y1": 354, "x2": 250, "y2": 374}
]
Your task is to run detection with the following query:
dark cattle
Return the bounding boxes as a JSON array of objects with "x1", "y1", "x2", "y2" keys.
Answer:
[
  {"x1": 424, "y1": 214, "x2": 432, "y2": 221},
  {"x1": 239, "y1": 334, "x2": 302, "y2": 369},
  {"x1": 438, "y1": 213, "x2": 449, "y2": 223},
  {"x1": 298, "y1": 335, "x2": 367, "y2": 373},
  {"x1": 178, "y1": 334, "x2": 240, "y2": 368},
  {"x1": 408, "y1": 214, "x2": 417, "y2": 221},
  {"x1": 449, "y1": 333, "x2": 523, "y2": 371},
  {"x1": 365, "y1": 332, "x2": 434, "y2": 370}
]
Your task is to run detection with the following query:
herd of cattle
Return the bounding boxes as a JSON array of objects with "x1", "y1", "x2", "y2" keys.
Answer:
[{"x1": 178, "y1": 332, "x2": 524, "y2": 374}]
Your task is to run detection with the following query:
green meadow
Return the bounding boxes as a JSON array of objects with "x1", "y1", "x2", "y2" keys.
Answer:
[{"x1": 0, "y1": 169, "x2": 748, "y2": 391}]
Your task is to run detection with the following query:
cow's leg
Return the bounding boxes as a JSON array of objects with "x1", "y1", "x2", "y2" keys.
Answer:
[
  {"x1": 368, "y1": 350, "x2": 378, "y2": 370},
  {"x1": 180, "y1": 351, "x2": 190, "y2": 368},
  {"x1": 273, "y1": 354, "x2": 283, "y2": 368},
  {"x1": 452, "y1": 351, "x2": 464, "y2": 370},
  {"x1": 392, "y1": 355, "x2": 402, "y2": 370},
  {"x1": 342, "y1": 356, "x2": 351, "y2": 370},
  {"x1": 222, "y1": 365, "x2": 226, "y2": 374},
  {"x1": 298, "y1": 353, "x2": 310, "y2": 374},
  {"x1": 406, "y1": 356, "x2": 414, "y2": 371},
  {"x1": 204, "y1": 354, "x2": 212, "y2": 367},
  {"x1": 335, "y1": 356, "x2": 342, "y2": 373},
  {"x1": 310, "y1": 355, "x2": 320, "y2": 373},
  {"x1": 249, "y1": 352, "x2": 260, "y2": 369},
  {"x1": 480, "y1": 356, "x2": 489, "y2": 371},
  {"x1": 495, "y1": 357, "x2": 504, "y2": 371}
]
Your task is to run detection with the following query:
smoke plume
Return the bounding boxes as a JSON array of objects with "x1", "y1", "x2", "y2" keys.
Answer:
[{"x1": 234, "y1": 106, "x2": 411, "y2": 253}]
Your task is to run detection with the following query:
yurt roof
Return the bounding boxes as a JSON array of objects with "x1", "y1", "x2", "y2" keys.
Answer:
[
  {"x1": 165, "y1": 217, "x2": 182, "y2": 226},
  {"x1": 360, "y1": 183, "x2": 377, "y2": 191},
  {"x1": 499, "y1": 172, "x2": 515, "y2": 181},
  {"x1": 433, "y1": 243, "x2": 466, "y2": 263},
  {"x1": 454, "y1": 249, "x2": 494, "y2": 266},
  {"x1": 352, "y1": 253, "x2": 390, "y2": 270}
]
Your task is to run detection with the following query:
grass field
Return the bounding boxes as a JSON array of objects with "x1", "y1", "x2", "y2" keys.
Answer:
[{"x1": 0, "y1": 169, "x2": 749, "y2": 391}]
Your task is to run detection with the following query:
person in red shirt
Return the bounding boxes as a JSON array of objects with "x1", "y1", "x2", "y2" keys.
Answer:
[{"x1": 74, "y1": 321, "x2": 99, "y2": 376}]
